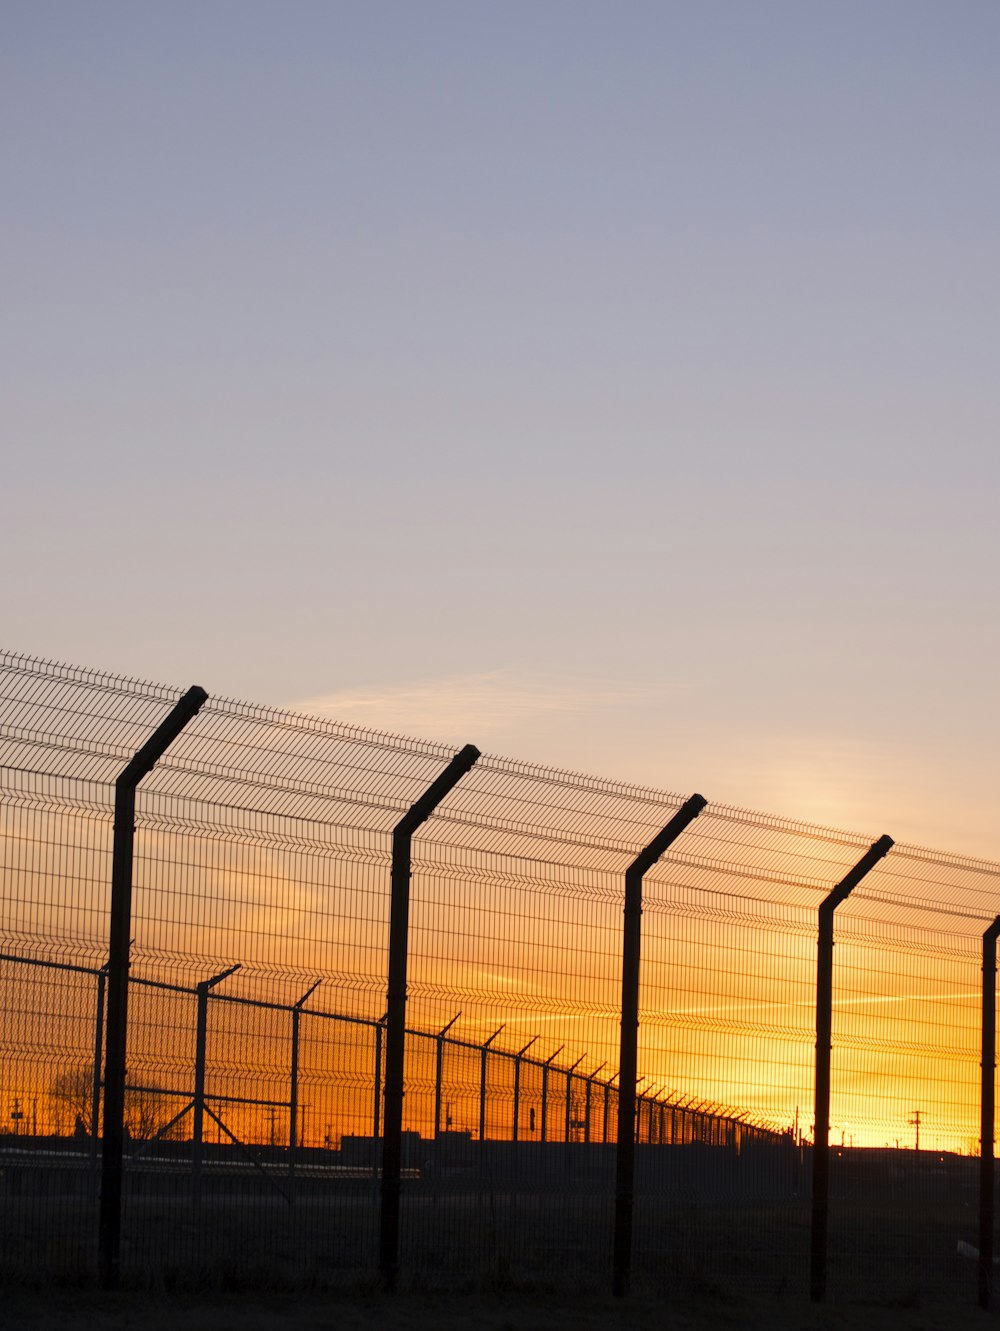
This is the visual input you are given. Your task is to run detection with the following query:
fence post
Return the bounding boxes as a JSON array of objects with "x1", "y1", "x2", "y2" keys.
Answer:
[
  {"x1": 372, "y1": 1012, "x2": 387, "y2": 1176},
  {"x1": 90, "y1": 962, "x2": 109, "y2": 1194},
  {"x1": 981, "y1": 917, "x2": 1000, "y2": 1309},
  {"x1": 565, "y1": 1054, "x2": 586, "y2": 1142},
  {"x1": 98, "y1": 685, "x2": 208, "y2": 1290},
  {"x1": 192, "y1": 964, "x2": 240, "y2": 1210},
  {"x1": 585, "y1": 1062, "x2": 606, "y2": 1144},
  {"x1": 649, "y1": 1088, "x2": 662, "y2": 1145},
  {"x1": 604, "y1": 1074, "x2": 618, "y2": 1146},
  {"x1": 478, "y1": 1025, "x2": 504, "y2": 1146},
  {"x1": 694, "y1": 1099, "x2": 709, "y2": 1144},
  {"x1": 810, "y1": 834, "x2": 893, "y2": 1304},
  {"x1": 632, "y1": 1077, "x2": 649, "y2": 1144},
  {"x1": 512, "y1": 1036, "x2": 538, "y2": 1142},
  {"x1": 613, "y1": 794, "x2": 707, "y2": 1297},
  {"x1": 540, "y1": 1047, "x2": 564, "y2": 1143},
  {"x1": 290, "y1": 981, "x2": 320, "y2": 1182},
  {"x1": 379, "y1": 744, "x2": 480, "y2": 1289},
  {"x1": 433, "y1": 1012, "x2": 461, "y2": 1141}
]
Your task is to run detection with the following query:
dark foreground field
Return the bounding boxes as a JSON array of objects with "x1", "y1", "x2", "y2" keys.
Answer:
[
  {"x1": 0, "y1": 1288, "x2": 995, "y2": 1331},
  {"x1": 2, "y1": 1146, "x2": 992, "y2": 1327}
]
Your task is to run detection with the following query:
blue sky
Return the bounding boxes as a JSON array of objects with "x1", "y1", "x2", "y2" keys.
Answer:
[{"x1": 4, "y1": 1, "x2": 999, "y2": 853}]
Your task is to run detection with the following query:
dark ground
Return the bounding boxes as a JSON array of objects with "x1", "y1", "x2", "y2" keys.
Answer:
[{"x1": 0, "y1": 1289, "x2": 996, "y2": 1331}]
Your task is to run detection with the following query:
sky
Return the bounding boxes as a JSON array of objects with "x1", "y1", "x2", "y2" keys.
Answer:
[{"x1": 4, "y1": 1, "x2": 999, "y2": 858}]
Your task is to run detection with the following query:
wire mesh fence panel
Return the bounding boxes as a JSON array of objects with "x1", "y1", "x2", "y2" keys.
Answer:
[
  {"x1": 628, "y1": 804, "x2": 865, "y2": 1297},
  {"x1": 4, "y1": 649, "x2": 1000, "y2": 1306},
  {"x1": 0, "y1": 743, "x2": 117, "y2": 1283},
  {"x1": 819, "y1": 845, "x2": 996, "y2": 1305},
  {"x1": 391, "y1": 757, "x2": 692, "y2": 1290},
  {"x1": 106, "y1": 717, "x2": 432, "y2": 1285},
  {"x1": 0, "y1": 952, "x2": 105, "y2": 1282},
  {"x1": 0, "y1": 653, "x2": 448, "y2": 1284}
]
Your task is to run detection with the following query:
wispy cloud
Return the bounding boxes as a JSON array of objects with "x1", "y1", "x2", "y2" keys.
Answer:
[{"x1": 292, "y1": 668, "x2": 658, "y2": 746}]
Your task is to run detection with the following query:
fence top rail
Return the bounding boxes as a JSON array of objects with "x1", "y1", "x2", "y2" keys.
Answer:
[{"x1": 0, "y1": 950, "x2": 103, "y2": 978}]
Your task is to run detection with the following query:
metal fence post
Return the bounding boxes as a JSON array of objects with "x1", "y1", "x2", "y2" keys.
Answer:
[
  {"x1": 632, "y1": 1077, "x2": 649, "y2": 1143},
  {"x1": 565, "y1": 1054, "x2": 586, "y2": 1142},
  {"x1": 512, "y1": 1036, "x2": 538, "y2": 1142},
  {"x1": 981, "y1": 917, "x2": 1000, "y2": 1309},
  {"x1": 478, "y1": 1025, "x2": 504, "y2": 1146},
  {"x1": 695, "y1": 1100, "x2": 709, "y2": 1144},
  {"x1": 647, "y1": 1088, "x2": 661, "y2": 1145},
  {"x1": 585, "y1": 1062, "x2": 606, "y2": 1144},
  {"x1": 192, "y1": 964, "x2": 240, "y2": 1210},
  {"x1": 604, "y1": 1074, "x2": 618, "y2": 1146},
  {"x1": 433, "y1": 1012, "x2": 461, "y2": 1141},
  {"x1": 379, "y1": 744, "x2": 480, "y2": 1289},
  {"x1": 290, "y1": 981, "x2": 320, "y2": 1182},
  {"x1": 372, "y1": 1012, "x2": 387, "y2": 1176},
  {"x1": 613, "y1": 793, "x2": 707, "y2": 1297},
  {"x1": 810, "y1": 834, "x2": 893, "y2": 1304},
  {"x1": 540, "y1": 1047, "x2": 563, "y2": 1142},
  {"x1": 98, "y1": 685, "x2": 208, "y2": 1290},
  {"x1": 90, "y1": 962, "x2": 109, "y2": 1194}
]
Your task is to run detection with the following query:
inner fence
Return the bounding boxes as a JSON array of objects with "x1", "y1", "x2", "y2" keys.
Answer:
[{"x1": 1, "y1": 649, "x2": 998, "y2": 1303}]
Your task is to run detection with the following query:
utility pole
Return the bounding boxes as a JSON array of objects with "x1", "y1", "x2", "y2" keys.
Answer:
[{"x1": 909, "y1": 1109, "x2": 922, "y2": 1151}]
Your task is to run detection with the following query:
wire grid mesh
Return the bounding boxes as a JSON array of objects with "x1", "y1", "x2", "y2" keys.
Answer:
[{"x1": 1, "y1": 649, "x2": 999, "y2": 1300}]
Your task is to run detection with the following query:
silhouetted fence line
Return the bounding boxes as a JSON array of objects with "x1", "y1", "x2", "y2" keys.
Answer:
[
  {"x1": 2, "y1": 650, "x2": 1000, "y2": 1305},
  {"x1": 1, "y1": 946, "x2": 777, "y2": 1154}
]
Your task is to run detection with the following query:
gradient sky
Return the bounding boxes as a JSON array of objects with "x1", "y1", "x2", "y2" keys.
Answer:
[{"x1": 4, "y1": 1, "x2": 999, "y2": 857}]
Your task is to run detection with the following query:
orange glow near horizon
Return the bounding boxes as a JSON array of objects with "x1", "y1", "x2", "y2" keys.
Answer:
[{"x1": 0, "y1": 730, "x2": 994, "y2": 1161}]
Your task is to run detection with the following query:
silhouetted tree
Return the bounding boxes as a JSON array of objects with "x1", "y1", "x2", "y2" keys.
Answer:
[
  {"x1": 49, "y1": 1067, "x2": 97, "y2": 1136},
  {"x1": 48, "y1": 1065, "x2": 173, "y2": 1141}
]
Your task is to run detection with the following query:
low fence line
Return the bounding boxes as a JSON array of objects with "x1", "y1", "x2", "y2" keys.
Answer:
[{"x1": 0, "y1": 947, "x2": 780, "y2": 1159}]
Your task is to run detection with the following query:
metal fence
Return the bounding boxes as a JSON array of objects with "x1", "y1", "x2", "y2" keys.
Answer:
[{"x1": 2, "y1": 649, "x2": 1000, "y2": 1305}]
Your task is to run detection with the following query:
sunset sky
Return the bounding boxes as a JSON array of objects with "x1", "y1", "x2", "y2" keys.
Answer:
[{"x1": 4, "y1": 1, "x2": 999, "y2": 858}]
